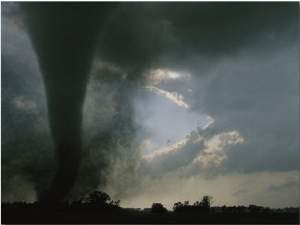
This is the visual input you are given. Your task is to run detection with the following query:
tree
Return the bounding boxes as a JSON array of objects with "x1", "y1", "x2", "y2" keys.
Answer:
[
  {"x1": 173, "y1": 202, "x2": 183, "y2": 213},
  {"x1": 173, "y1": 196, "x2": 214, "y2": 213},
  {"x1": 263, "y1": 207, "x2": 270, "y2": 214},
  {"x1": 198, "y1": 195, "x2": 214, "y2": 213},
  {"x1": 151, "y1": 203, "x2": 167, "y2": 213},
  {"x1": 248, "y1": 204, "x2": 263, "y2": 213},
  {"x1": 89, "y1": 191, "x2": 110, "y2": 204},
  {"x1": 70, "y1": 191, "x2": 121, "y2": 212},
  {"x1": 201, "y1": 196, "x2": 214, "y2": 208}
]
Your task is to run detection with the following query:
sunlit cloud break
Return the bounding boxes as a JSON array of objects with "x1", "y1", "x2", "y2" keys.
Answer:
[
  {"x1": 146, "y1": 69, "x2": 191, "y2": 85},
  {"x1": 204, "y1": 130, "x2": 244, "y2": 153},
  {"x1": 144, "y1": 86, "x2": 190, "y2": 108}
]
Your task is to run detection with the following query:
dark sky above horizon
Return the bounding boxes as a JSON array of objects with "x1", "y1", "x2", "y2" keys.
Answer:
[{"x1": 1, "y1": 2, "x2": 299, "y2": 209}]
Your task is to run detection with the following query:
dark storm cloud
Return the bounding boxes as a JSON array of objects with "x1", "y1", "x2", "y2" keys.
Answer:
[
  {"x1": 95, "y1": 3, "x2": 299, "y2": 180},
  {"x1": 163, "y1": 2, "x2": 298, "y2": 54},
  {"x1": 194, "y1": 46, "x2": 299, "y2": 174},
  {"x1": 135, "y1": 42, "x2": 298, "y2": 178},
  {"x1": 97, "y1": 2, "x2": 298, "y2": 79},
  {"x1": 96, "y1": 3, "x2": 173, "y2": 84}
]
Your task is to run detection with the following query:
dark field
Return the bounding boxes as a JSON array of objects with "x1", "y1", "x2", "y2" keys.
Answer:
[{"x1": 2, "y1": 210, "x2": 299, "y2": 224}]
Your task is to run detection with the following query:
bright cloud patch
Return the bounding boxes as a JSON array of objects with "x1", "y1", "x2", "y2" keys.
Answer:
[
  {"x1": 11, "y1": 96, "x2": 38, "y2": 113},
  {"x1": 146, "y1": 69, "x2": 191, "y2": 85},
  {"x1": 138, "y1": 124, "x2": 245, "y2": 178},
  {"x1": 204, "y1": 130, "x2": 244, "y2": 153},
  {"x1": 144, "y1": 86, "x2": 190, "y2": 108}
]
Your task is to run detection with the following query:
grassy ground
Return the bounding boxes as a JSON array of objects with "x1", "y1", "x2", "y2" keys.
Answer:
[{"x1": 2, "y1": 210, "x2": 299, "y2": 224}]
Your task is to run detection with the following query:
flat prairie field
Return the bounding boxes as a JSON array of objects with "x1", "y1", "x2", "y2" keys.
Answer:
[{"x1": 2, "y1": 211, "x2": 299, "y2": 224}]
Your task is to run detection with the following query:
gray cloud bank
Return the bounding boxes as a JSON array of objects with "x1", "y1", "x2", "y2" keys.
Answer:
[
  {"x1": 267, "y1": 180, "x2": 299, "y2": 194},
  {"x1": 1, "y1": 2, "x2": 299, "y2": 203}
]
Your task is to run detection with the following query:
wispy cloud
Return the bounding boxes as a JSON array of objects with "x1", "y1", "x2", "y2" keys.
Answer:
[
  {"x1": 143, "y1": 86, "x2": 190, "y2": 108},
  {"x1": 267, "y1": 180, "x2": 299, "y2": 194},
  {"x1": 232, "y1": 189, "x2": 248, "y2": 197}
]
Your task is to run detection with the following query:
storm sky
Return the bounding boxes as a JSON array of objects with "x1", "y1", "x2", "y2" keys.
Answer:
[{"x1": 1, "y1": 2, "x2": 299, "y2": 209}]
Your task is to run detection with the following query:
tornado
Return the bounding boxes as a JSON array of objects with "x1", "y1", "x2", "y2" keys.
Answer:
[{"x1": 21, "y1": 2, "x2": 117, "y2": 203}]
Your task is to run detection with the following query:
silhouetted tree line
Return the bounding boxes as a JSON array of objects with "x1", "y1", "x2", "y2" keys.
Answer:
[
  {"x1": 70, "y1": 191, "x2": 121, "y2": 212},
  {"x1": 2, "y1": 191, "x2": 121, "y2": 213},
  {"x1": 221, "y1": 205, "x2": 270, "y2": 214},
  {"x1": 2, "y1": 193, "x2": 299, "y2": 215},
  {"x1": 172, "y1": 195, "x2": 214, "y2": 213},
  {"x1": 221, "y1": 205, "x2": 247, "y2": 213},
  {"x1": 150, "y1": 196, "x2": 277, "y2": 214}
]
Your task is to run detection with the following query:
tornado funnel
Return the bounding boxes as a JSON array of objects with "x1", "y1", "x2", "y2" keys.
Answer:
[{"x1": 22, "y1": 2, "x2": 116, "y2": 203}]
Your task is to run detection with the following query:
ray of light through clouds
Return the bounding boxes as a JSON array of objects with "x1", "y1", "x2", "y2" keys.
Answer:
[{"x1": 1, "y1": 2, "x2": 299, "y2": 209}]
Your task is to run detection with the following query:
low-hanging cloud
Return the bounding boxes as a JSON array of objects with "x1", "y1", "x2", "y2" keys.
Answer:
[{"x1": 267, "y1": 180, "x2": 299, "y2": 194}]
